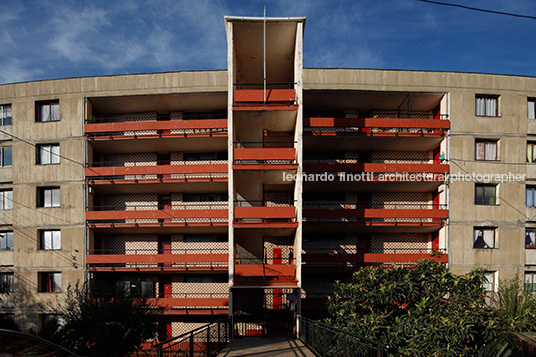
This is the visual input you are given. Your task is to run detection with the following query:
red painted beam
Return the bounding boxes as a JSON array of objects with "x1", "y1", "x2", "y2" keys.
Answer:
[
  {"x1": 234, "y1": 264, "x2": 296, "y2": 277},
  {"x1": 147, "y1": 298, "x2": 229, "y2": 307},
  {"x1": 304, "y1": 163, "x2": 449, "y2": 174},
  {"x1": 302, "y1": 208, "x2": 448, "y2": 219},
  {"x1": 234, "y1": 148, "x2": 296, "y2": 161},
  {"x1": 86, "y1": 209, "x2": 228, "y2": 220},
  {"x1": 234, "y1": 89, "x2": 295, "y2": 102},
  {"x1": 85, "y1": 164, "x2": 227, "y2": 177},
  {"x1": 304, "y1": 117, "x2": 450, "y2": 129},
  {"x1": 235, "y1": 206, "x2": 296, "y2": 219},
  {"x1": 303, "y1": 253, "x2": 448, "y2": 264},
  {"x1": 86, "y1": 253, "x2": 227, "y2": 264},
  {"x1": 84, "y1": 119, "x2": 227, "y2": 133}
]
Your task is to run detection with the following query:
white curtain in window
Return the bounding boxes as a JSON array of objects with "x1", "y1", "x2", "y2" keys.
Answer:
[
  {"x1": 484, "y1": 142, "x2": 497, "y2": 160},
  {"x1": 476, "y1": 97, "x2": 486, "y2": 115},
  {"x1": 529, "y1": 100, "x2": 535, "y2": 119},
  {"x1": 52, "y1": 231, "x2": 61, "y2": 249},
  {"x1": 527, "y1": 230, "x2": 535, "y2": 246},
  {"x1": 40, "y1": 105, "x2": 51, "y2": 122},
  {"x1": 43, "y1": 231, "x2": 52, "y2": 250},
  {"x1": 51, "y1": 145, "x2": 60, "y2": 164},
  {"x1": 44, "y1": 189, "x2": 52, "y2": 207},
  {"x1": 52, "y1": 188, "x2": 60, "y2": 206},
  {"x1": 50, "y1": 103, "x2": 59, "y2": 121},
  {"x1": 4, "y1": 191, "x2": 12, "y2": 210},
  {"x1": 53, "y1": 273, "x2": 61, "y2": 291},
  {"x1": 486, "y1": 97, "x2": 497, "y2": 116},
  {"x1": 40, "y1": 145, "x2": 51, "y2": 164},
  {"x1": 529, "y1": 144, "x2": 534, "y2": 163},
  {"x1": 483, "y1": 229, "x2": 494, "y2": 247},
  {"x1": 483, "y1": 272, "x2": 494, "y2": 291}
]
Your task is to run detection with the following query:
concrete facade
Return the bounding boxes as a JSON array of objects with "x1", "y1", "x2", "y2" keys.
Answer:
[{"x1": 0, "y1": 16, "x2": 534, "y2": 337}]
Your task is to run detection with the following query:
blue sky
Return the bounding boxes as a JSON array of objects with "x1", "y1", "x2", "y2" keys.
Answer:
[{"x1": 1, "y1": 0, "x2": 535, "y2": 84}]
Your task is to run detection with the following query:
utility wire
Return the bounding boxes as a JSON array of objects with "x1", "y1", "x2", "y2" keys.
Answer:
[{"x1": 417, "y1": 0, "x2": 536, "y2": 20}]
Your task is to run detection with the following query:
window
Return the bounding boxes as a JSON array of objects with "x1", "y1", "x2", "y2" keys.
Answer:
[
  {"x1": 37, "y1": 187, "x2": 60, "y2": 208},
  {"x1": 529, "y1": 98, "x2": 536, "y2": 119},
  {"x1": 38, "y1": 272, "x2": 61, "y2": 292},
  {"x1": 475, "y1": 140, "x2": 497, "y2": 161},
  {"x1": 475, "y1": 95, "x2": 498, "y2": 116},
  {"x1": 527, "y1": 186, "x2": 536, "y2": 207},
  {"x1": 475, "y1": 184, "x2": 497, "y2": 205},
  {"x1": 528, "y1": 142, "x2": 536, "y2": 163},
  {"x1": 0, "y1": 273, "x2": 13, "y2": 293},
  {"x1": 0, "y1": 105, "x2": 11, "y2": 126},
  {"x1": 115, "y1": 281, "x2": 155, "y2": 298},
  {"x1": 0, "y1": 147, "x2": 12, "y2": 167},
  {"x1": 0, "y1": 232, "x2": 13, "y2": 251},
  {"x1": 526, "y1": 229, "x2": 536, "y2": 249},
  {"x1": 473, "y1": 227, "x2": 495, "y2": 249},
  {"x1": 0, "y1": 190, "x2": 13, "y2": 210},
  {"x1": 40, "y1": 314, "x2": 62, "y2": 331},
  {"x1": 525, "y1": 272, "x2": 536, "y2": 292},
  {"x1": 483, "y1": 271, "x2": 496, "y2": 292},
  {"x1": 36, "y1": 144, "x2": 60, "y2": 165},
  {"x1": 36, "y1": 101, "x2": 59, "y2": 122},
  {"x1": 40, "y1": 230, "x2": 61, "y2": 250}
]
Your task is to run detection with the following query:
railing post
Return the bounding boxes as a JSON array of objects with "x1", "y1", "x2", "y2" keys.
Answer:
[{"x1": 189, "y1": 332, "x2": 194, "y2": 357}]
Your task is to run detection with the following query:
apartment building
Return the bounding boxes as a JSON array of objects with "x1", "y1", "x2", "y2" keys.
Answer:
[{"x1": 0, "y1": 15, "x2": 534, "y2": 337}]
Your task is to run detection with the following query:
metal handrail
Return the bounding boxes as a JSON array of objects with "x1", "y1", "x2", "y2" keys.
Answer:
[
  {"x1": 234, "y1": 82, "x2": 295, "y2": 89},
  {"x1": 234, "y1": 141, "x2": 297, "y2": 148},
  {"x1": 302, "y1": 248, "x2": 447, "y2": 255},
  {"x1": 303, "y1": 203, "x2": 447, "y2": 209},
  {"x1": 297, "y1": 315, "x2": 386, "y2": 357},
  {"x1": 154, "y1": 318, "x2": 230, "y2": 357},
  {"x1": 303, "y1": 158, "x2": 444, "y2": 164},
  {"x1": 235, "y1": 200, "x2": 296, "y2": 207}
]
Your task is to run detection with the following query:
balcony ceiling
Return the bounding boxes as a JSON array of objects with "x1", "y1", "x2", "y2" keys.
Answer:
[
  {"x1": 233, "y1": 21, "x2": 297, "y2": 85},
  {"x1": 88, "y1": 92, "x2": 227, "y2": 115},
  {"x1": 304, "y1": 91, "x2": 445, "y2": 111}
]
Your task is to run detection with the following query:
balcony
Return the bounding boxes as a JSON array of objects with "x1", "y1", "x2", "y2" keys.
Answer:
[
  {"x1": 234, "y1": 203, "x2": 297, "y2": 228},
  {"x1": 234, "y1": 258, "x2": 297, "y2": 287},
  {"x1": 147, "y1": 293, "x2": 229, "y2": 315},
  {"x1": 85, "y1": 118, "x2": 228, "y2": 140},
  {"x1": 304, "y1": 111, "x2": 449, "y2": 138},
  {"x1": 304, "y1": 158, "x2": 448, "y2": 177},
  {"x1": 303, "y1": 203, "x2": 447, "y2": 228},
  {"x1": 86, "y1": 161, "x2": 228, "y2": 185},
  {"x1": 86, "y1": 203, "x2": 228, "y2": 228},
  {"x1": 233, "y1": 147, "x2": 297, "y2": 170},
  {"x1": 233, "y1": 84, "x2": 297, "y2": 110},
  {"x1": 86, "y1": 248, "x2": 228, "y2": 272},
  {"x1": 302, "y1": 248, "x2": 447, "y2": 268}
]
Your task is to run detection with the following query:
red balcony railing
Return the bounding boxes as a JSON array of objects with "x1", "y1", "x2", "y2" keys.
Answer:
[
  {"x1": 234, "y1": 205, "x2": 297, "y2": 228},
  {"x1": 303, "y1": 203, "x2": 447, "y2": 226},
  {"x1": 304, "y1": 158, "x2": 448, "y2": 177},
  {"x1": 86, "y1": 203, "x2": 228, "y2": 228},
  {"x1": 86, "y1": 248, "x2": 228, "y2": 272},
  {"x1": 233, "y1": 148, "x2": 297, "y2": 169},
  {"x1": 302, "y1": 248, "x2": 448, "y2": 266},
  {"x1": 304, "y1": 113, "x2": 449, "y2": 137},
  {"x1": 85, "y1": 119, "x2": 228, "y2": 140},
  {"x1": 85, "y1": 161, "x2": 228, "y2": 184},
  {"x1": 147, "y1": 293, "x2": 229, "y2": 315},
  {"x1": 234, "y1": 258, "x2": 297, "y2": 286}
]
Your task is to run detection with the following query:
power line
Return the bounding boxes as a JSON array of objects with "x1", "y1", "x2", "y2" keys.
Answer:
[{"x1": 417, "y1": 0, "x2": 536, "y2": 20}]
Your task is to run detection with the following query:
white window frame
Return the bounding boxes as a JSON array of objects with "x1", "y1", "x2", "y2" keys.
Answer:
[
  {"x1": 483, "y1": 271, "x2": 497, "y2": 292},
  {"x1": 525, "y1": 271, "x2": 536, "y2": 292},
  {"x1": 40, "y1": 230, "x2": 61, "y2": 250},
  {"x1": 0, "y1": 190, "x2": 13, "y2": 210},
  {"x1": 528, "y1": 142, "x2": 536, "y2": 163},
  {"x1": 37, "y1": 144, "x2": 60, "y2": 165}
]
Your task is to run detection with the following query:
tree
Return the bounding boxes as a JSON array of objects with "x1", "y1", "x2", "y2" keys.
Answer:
[
  {"x1": 325, "y1": 259, "x2": 498, "y2": 357},
  {"x1": 44, "y1": 282, "x2": 158, "y2": 357},
  {"x1": 491, "y1": 273, "x2": 536, "y2": 332}
]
